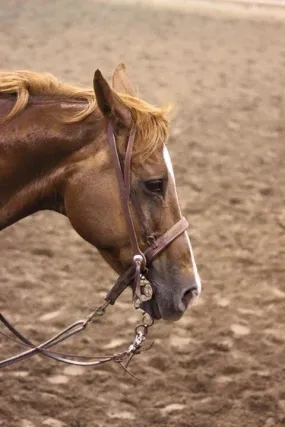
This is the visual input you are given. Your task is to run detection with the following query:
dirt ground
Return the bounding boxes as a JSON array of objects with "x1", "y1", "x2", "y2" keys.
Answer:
[{"x1": 1, "y1": 0, "x2": 285, "y2": 426}]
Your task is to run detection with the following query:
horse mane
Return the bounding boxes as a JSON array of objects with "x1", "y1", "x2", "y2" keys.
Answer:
[{"x1": 0, "y1": 70, "x2": 168, "y2": 159}]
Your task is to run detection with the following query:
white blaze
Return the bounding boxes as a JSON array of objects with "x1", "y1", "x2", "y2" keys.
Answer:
[
  {"x1": 163, "y1": 145, "x2": 202, "y2": 296},
  {"x1": 185, "y1": 232, "x2": 202, "y2": 296},
  {"x1": 163, "y1": 144, "x2": 175, "y2": 180}
]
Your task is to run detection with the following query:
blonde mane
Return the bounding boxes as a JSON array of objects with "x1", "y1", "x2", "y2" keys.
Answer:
[{"x1": 0, "y1": 70, "x2": 168, "y2": 159}]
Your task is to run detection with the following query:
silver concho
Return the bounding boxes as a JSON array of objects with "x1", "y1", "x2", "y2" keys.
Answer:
[
  {"x1": 133, "y1": 276, "x2": 153, "y2": 311},
  {"x1": 140, "y1": 276, "x2": 153, "y2": 302}
]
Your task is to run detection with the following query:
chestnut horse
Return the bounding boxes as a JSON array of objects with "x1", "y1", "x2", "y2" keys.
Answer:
[{"x1": 0, "y1": 63, "x2": 201, "y2": 322}]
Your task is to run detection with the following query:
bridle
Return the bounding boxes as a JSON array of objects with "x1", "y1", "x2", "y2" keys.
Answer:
[
  {"x1": 105, "y1": 121, "x2": 189, "y2": 304},
  {"x1": 0, "y1": 120, "x2": 189, "y2": 372}
]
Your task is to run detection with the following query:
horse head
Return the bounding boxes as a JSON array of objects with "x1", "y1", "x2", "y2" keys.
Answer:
[{"x1": 64, "y1": 64, "x2": 201, "y2": 321}]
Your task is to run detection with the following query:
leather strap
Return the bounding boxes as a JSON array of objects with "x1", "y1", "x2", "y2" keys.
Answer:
[
  {"x1": 145, "y1": 217, "x2": 189, "y2": 263},
  {"x1": 107, "y1": 123, "x2": 145, "y2": 265}
]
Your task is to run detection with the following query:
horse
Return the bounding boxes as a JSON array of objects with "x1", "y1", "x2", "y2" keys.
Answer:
[{"x1": 0, "y1": 63, "x2": 201, "y2": 328}]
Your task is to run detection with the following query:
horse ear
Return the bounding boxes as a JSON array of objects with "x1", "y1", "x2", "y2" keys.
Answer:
[
  {"x1": 112, "y1": 62, "x2": 136, "y2": 96},
  {"x1": 93, "y1": 69, "x2": 132, "y2": 128}
]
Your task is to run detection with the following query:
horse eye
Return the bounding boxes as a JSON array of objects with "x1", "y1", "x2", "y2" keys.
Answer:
[{"x1": 144, "y1": 179, "x2": 164, "y2": 194}]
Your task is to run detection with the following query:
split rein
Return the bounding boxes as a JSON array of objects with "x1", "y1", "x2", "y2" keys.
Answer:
[
  {"x1": 0, "y1": 301, "x2": 152, "y2": 375},
  {"x1": 0, "y1": 121, "x2": 189, "y2": 374}
]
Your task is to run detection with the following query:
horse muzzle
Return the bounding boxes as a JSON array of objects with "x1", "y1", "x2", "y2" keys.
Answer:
[{"x1": 140, "y1": 270, "x2": 200, "y2": 321}]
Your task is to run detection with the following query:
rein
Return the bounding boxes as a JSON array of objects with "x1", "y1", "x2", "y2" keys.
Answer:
[{"x1": 0, "y1": 120, "x2": 189, "y2": 372}]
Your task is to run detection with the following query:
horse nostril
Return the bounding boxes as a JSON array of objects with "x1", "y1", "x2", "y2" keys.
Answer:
[
  {"x1": 181, "y1": 287, "x2": 198, "y2": 308},
  {"x1": 182, "y1": 289, "x2": 192, "y2": 306}
]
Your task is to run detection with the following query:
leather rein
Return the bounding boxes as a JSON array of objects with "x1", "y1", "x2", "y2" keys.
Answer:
[{"x1": 0, "y1": 120, "x2": 189, "y2": 371}]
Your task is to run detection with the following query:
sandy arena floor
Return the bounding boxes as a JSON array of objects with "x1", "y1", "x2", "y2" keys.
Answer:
[{"x1": 0, "y1": 1, "x2": 285, "y2": 426}]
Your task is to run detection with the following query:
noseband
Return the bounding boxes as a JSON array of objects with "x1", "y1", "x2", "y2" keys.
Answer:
[{"x1": 0, "y1": 121, "x2": 188, "y2": 371}]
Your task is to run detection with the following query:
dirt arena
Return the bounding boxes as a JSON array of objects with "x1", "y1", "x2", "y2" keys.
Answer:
[{"x1": 1, "y1": 1, "x2": 285, "y2": 426}]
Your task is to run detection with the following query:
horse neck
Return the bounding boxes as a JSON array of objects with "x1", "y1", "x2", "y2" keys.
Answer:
[{"x1": 0, "y1": 96, "x2": 102, "y2": 230}]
